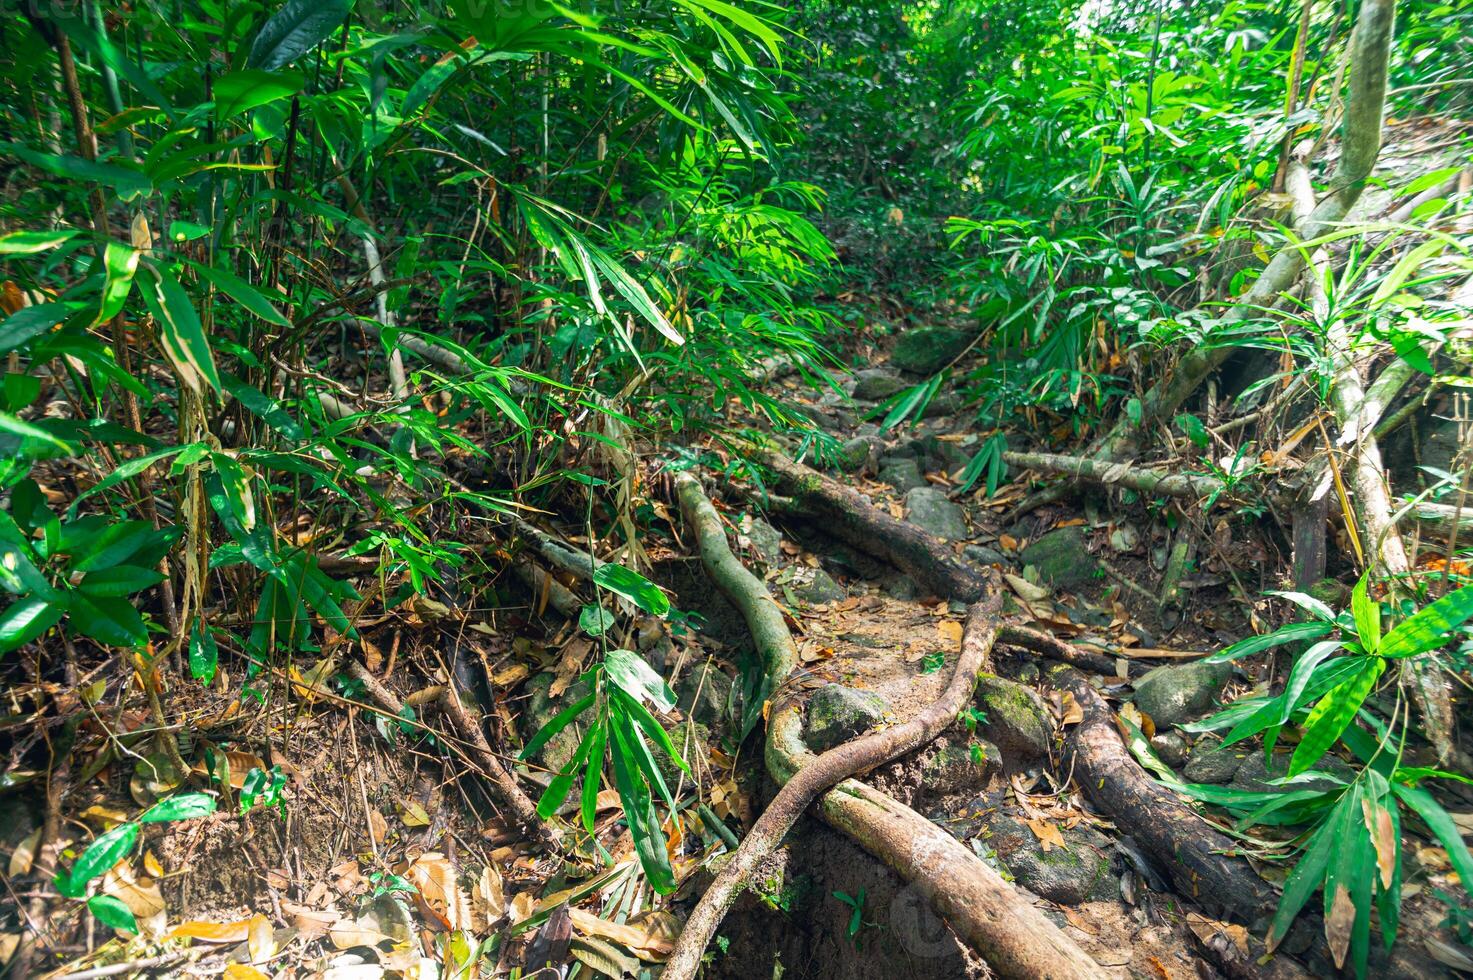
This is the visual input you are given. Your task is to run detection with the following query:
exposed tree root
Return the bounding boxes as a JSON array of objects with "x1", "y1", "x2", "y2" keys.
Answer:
[
  {"x1": 1004, "y1": 451, "x2": 1226, "y2": 499},
  {"x1": 668, "y1": 471, "x2": 1104, "y2": 980},
  {"x1": 752, "y1": 448, "x2": 989, "y2": 600},
  {"x1": 1050, "y1": 666, "x2": 1280, "y2": 923},
  {"x1": 342, "y1": 661, "x2": 559, "y2": 849},
  {"x1": 998, "y1": 623, "x2": 1121, "y2": 675}
]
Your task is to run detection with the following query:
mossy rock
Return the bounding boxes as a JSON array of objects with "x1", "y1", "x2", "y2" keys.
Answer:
[
  {"x1": 1182, "y1": 740, "x2": 1246, "y2": 784},
  {"x1": 920, "y1": 738, "x2": 1000, "y2": 797},
  {"x1": 891, "y1": 326, "x2": 971, "y2": 375},
  {"x1": 975, "y1": 676, "x2": 1052, "y2": 763},
  {"x1": 986, "y1": 814, "x2": 1116, "y2": 904},
  {"x1": 1019, "y1": 526, "x2": 1097, "y2": 590},
  {"x1": 675, "y1": 662, "x2": 734, "y2": 731},
  {"x1": 1131, "y1": 661, "x2": 1232, "y2": 728},
  {"x1": 518, "y1": 673, "x2": 592, "y2": 772},
  {"x1": 805, "y1": 685, "x2": 890, "y2": 751}
]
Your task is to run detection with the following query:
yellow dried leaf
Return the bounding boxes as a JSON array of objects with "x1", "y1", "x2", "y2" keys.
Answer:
[
  {"x1": 936, "y1": 620, "x2": 963, "y2": 648},
  {"x1": 8, "y1": 829, "x2": 40, "y2": 877},
  {"x1": 401, "y1": 801, "x2": 431, "y2": 827},
  {"x1": 1024, "y1": 818, "x2": 1066, "y2": 852},
  {"x1": 247, "y1": 915, "x2": 275, "y2": 964},
  {"x1": 223, "y1": 965, "x2": 269, "y2": 980},
  {"x1": 1059, "y1": 692, "x2": 1084, "y2": 726},
  {"x1": 1363, "y1": 797, "x2": 1398, "y2": 889},
  {"x1": 143, "y1": 850, "x2": 164, "y2": 878},
  {"x1": 170, "y1": 919, "x2": 253, "y2": 943},
  {"x1": 368, "y1": 810, "x2": 388, "y2": 845},
  {"x1": 568, "y1": 907, "x2": 676, "y2": 961}
]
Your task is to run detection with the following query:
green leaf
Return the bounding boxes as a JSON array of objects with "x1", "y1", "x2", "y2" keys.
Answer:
[
  {"x1": 195, "y1": 264, "x2": 290, "y2": 327},
  {"x1": 71, "y1": 520, "x2": 158, "y2": 572},
  {"x1": 213, "y1": 69, "x2": 305, "y2": 118},
  {"x1": 70, "y1": 443, "x2": 207, "y2": 513},
  {"x1": 592, "y1": 562, "x2": 669, "y2": 616},
  {"x1": 1204, "y1": 620, "x2": 1333, "y2": 663},
  {"x1": 0, "y1": 229, "x2": 79, "y2": 254},
  {"x1": 1289, "y1": 658, "x2": 1385, "y2": 776},
  {"x1": 604, "y1": 648, "x2": 676, "y2": 711},
  {"x1": 0, "y1": 411, "x2": 75, "y2": 453},
  {"x1": 140, "y1": 266, "x2": 220, "y2": 394},
  {"x1": 1378, "y1": 585, "x2": 1473, "y2": 659},
  {"x1": 0, "y1": 598, "x2": 64, "y2": 654},
  {"x1": 189, "y1": 624, "x2": 219, "y2": 683},
  {"x1": 95, "y1": 243, "x2": 140, "y2": 326},
  {"x1": 2, "y1": 143, "x2": 150, "y2": 200},
  {"x1": 580, "y1": 724, "x2": 608, "y2": 835},
  {"x1": 579, "y1": 604, "x2": 616, "y2": 637},
  {"x1": 78, "y1": 565, "x2": 166, "y2": 597},
  {"x1": 614, "y1": 688, "x2": 690, "y2": 777},
  {"x1": 0, "y1": 304, "x2": 72, "y2": 354},
  {"x1": 87, "y1": 894, "x2": 138, "y2": 933},
  {"x1": 520, "y1": 691, "x2": 596, "y2": 761},
  {"x1": 1277, "y1": 641, "x2": 1347, "y2": 724},
  {"x1": 1350, "y1": 575, "x2": 1380, "y2": 654},
  {"x1": 608, "y1": 722, "x2": 675, "y2": 894},
  {"x1": 68, "y1": 593, "x2": 149, "y2": 648},
  {"x1": 66, "y1": 822, "x2": 139, "y2": 893},
  {"x1": 246, "y1": 0, "x2": 351, "y2": 70},
  {"x1": 1392, "y1": 782, "x2": 1473, "y2": 891},
  {"x1": 1269, "y1": 785, "x2": 1353, "y2": 949},
  {"x1": 1174, "y1": 413, "x2": 1208, "y2": 447},
  {"x1": 140, "y1": 792, "x2": 217, "y2": 823}
]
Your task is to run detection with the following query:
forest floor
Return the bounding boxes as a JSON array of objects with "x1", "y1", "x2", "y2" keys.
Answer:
[{"x1": 8, "y1": 296, "x2": 1470, "y2": 980}]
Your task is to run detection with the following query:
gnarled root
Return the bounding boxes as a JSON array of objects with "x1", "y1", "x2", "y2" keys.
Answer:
[
  {"x1": 1050, "y1": 665, "x2": 1278, "y2": 922},
  {"x1": 752, "y1": 448, "x2": 989, "y2": 600},
  {"x1": 667, "y1": 471, "x2": 1103, "y2": 980}
]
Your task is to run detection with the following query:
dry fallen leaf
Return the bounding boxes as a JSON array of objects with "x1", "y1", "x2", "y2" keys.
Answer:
[
  {"x1": 400, "y1": 800, "x2": 431, "y2": 827},
  {"x1": 247, "y1": 915, "x2": 275, "y2": 965},
  {"x1": 936, "y1": 620, "x2": 963, "y2": 648},
  {"x1": 1024, "y1": 818, "x2": 1067, "y2": 852},
  {"x1": 1059, "y1": 692, "x2": 1084, "y2": 726},
  {"x1": 1325, "y1": 883, "x2": 1355, "y2": 969},
  {"x1": 223, "y1": 965, "x2": 270, "y2": 980},
  {"x1": 171, "y1": 919, "x2": 254, "y2": 943},
  {"x1": 103, "y1": 862, "x2": 166, "y2": 938},
  {"x1": 8, "y1": 829, "x2": 40, "y2": 877},
  {"x1": 405, "y1": 852, "x2": 471, "y2": 932},
  {"x1": 568, "y1": 907, "x2": 675, "y2": 961},
  {"x1": 368, "y1": 809, "x2": 388, "y2": 845}
]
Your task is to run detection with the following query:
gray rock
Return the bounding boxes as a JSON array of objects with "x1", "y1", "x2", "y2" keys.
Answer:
[
  {"x1": 987, "y1": 815, "x2": 1116, "y2": 904},
  {"x1": 963, "y1": 544, "x2": 1006, "y2": 565},
  {"x1": 658, "y1": 719, "x2": 711, "y2": 785},
  {"x1": 519, "y1": 673, "x2": 592, "y2": 771},
  {"x1": 1131, "y1": 661, "x2": 1232, "y2": 728},
  {"x1": 797, "y1": 567, "x2": 847, "y2": 604},
  {"x1": 880, "y1": 457, "x2": 926, "y2": 492},
  {"x1": 745, "y1": 518, "x2": 783, "y2": 565},
  {"x1": 1231, "y1": 751, "x2": 1358, "y2": 795},
  {"x1": 851, "y1": 369, "x2": 907, "y2": 401},
  {"x1": 837, "y1": 436, "x2": 877, "y2": 472},
  {"x1": 676, "y1": 663, "x2": 733, "y2": 730},
  {"x1": 1019, "y1": 526, "x2": 1097, "y2": 589},
  {"x1": 921, "y1": 391, "x2": 964, "y2": 419},
  {"x1": 1183, "y1": 741, "x2": 1246, "y2": 784},
  {"x1": 904, "y1": 487, "x2": 969, "y2": 540},
  {"x1": 891, "y1": 327, "x2": 971, "y2": 375},
  {"x1": 920, "y1": 738, "x2": 1001, "y2": 796},
  {"x1": 975, "y1": 676, "x2": 1053, "y2": 763},
  {"x1": 805, "y1": 685, "x2": 889, "y2": 752},
  {"x1": 1150, "y1": 732, "x2": 1189, "y2": 768},
  {"x1": 882, "y1": 575, "x2": 919, "y2": 600}
]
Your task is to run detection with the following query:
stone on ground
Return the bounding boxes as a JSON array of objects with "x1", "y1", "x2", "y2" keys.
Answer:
[
  {"x1": 519, "y1": 673, "x2": 592, "y2": 771},
  {"x1": 879, "y1": 457, "x2": 926, "y2": 492},
  {"x1": 796, "y1": 567, "x2": 847, "y2": 604},
  {"x1": 975, "y1": 676, "x2": 1053, "y2": 762},
  {"x1": 891, "y1": 326, "x2": 971, "y2": 375},
  {"x1": 676, "y1": 663, "x2": 733, "y2": 730},
  {"x1": 986, "y1": 814, "x2": 1116, "y2": 905},
  {"x1": 805, "y1": 685, "x2": 890, "y2": 751},
  {"x1": 851, "y1": 368, "x2": 908, "y2": 401},
  {"x1": 1130, "y1": 661, "x2": 1232, "y2": 728},
  {"x1": 1019, "y1": 525, "x2": 1097, "y2": 589},
  {"x1": 904, "y1": 486, "x2": 968, "y2": 540},
  {"x1": 744, "y1": 518, "x2": 783, "y2": 565},
  {"x1": 1182, "y1": 740, "x2": 1245, "y2": 784},
  {"x1": 919, "y1": 737, "x2": 1001, "y2": 796}
]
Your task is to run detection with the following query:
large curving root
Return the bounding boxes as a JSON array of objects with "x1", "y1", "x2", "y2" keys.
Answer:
[
  {"x1": 667, "y1": 471, "x2": 1104, "y2": 980},
  {"x1": 1051, "y1": 665, "x2": 1278, "y2": 922}
]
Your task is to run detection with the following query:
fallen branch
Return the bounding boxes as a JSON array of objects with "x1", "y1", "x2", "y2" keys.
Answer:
[
  {"x1": 668, "y1": 472, "x2": 1103, "y2": 980},
  {"x1": 342, "y1": 661, "x2": 559, "y2": 849},
  {"x1": 752, "y1": 448, "x2": 989, "y2": 600},
  {"x1": 1004, "y1": 451, "x2": 1225, "y2": 499},
  {"x1": 997, "y1": 623, "x2": 1122, "y2": 675}
]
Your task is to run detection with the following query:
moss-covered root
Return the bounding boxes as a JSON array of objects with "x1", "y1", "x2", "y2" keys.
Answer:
[{"x1": 997, "y1": 623, "x2": 1120, "y2": 675}]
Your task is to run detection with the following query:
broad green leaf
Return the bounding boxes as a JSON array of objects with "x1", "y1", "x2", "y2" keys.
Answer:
[
  {"x1": 1265, "y1": 590, "x2": 1340, "y2": 622},
  {"x1": 1392, "y1": 782, "x2": 1473, "y2": 890},
  {"x1": 247, "y1": 0, "x2": 351, "y2": 70},
  {"x1": 3, "y1": 143, "x2": 150, "y2": 200},
  {"x1": 1204, "y1": 620, "x2": 1332, "y2": 663},
  {"x1": 1378, "y1": 585, "x2": 1473, "y2": 659},
  {"x1": 608, "y1": 722, "x2": 675, "y2": 894},
  {"x1": 0, "y1": 304, "x2": 72, "y2": 354},
  {"x1": 1278, "y1": 641, "x2": 1347, "y2": 724},
  {"x1": 140, "y1": 792, "x2": 217, "y2": 823},
  {"x1": 213, "y1": 69, "x2": 305, "y2": 118},
  {"x1": 580, "y1": 723, "x2": 608, "y2": 834},
  {"x1": 222, "y1": 374, "x2": 305, "y2": 440},
  {"x1": 195, "y1": 264, "x2": 291, "y2": 327},
  {"x1": 78, "y1": 565, "x2": 166, "y2": 597},
  {"x1": 0, "y1": 411, "x2": 74, "y2": 452},
  {"x1": 70, "y1": 443, "x2": 207, "y2": 513},
  {"x1": 72, "y1": 520, "x2": 158, "y2": 572},
  {"x1": 1289, "y1": 658, "x2": 1385, "y2": 776},
  {"x1": 140, "y1": 266, "x2": 220, "y2": 394},
  {"x1": 1269, "y1": 785, "x2": 1352, "y2": 949},
  {"x1": 592, "y1": 562, "x2": 669, "y2": 616},
  {"x1": 68, "y1": 593, "x2": 149, "y2": 648},
  {"x1": 0, "y1": 598, "x2": 64, "y2": 654},
  {"x1": 604, "y1": 648, "x2": 676, "y2": 711},
  {"x1": 1350, "y1": 576, "x2": 1379, "y2": 654},
  {"x1": 65, "y1": 822, "x2": 139, "y2": 894},
  {"x1": 95, "y1": 243, "x2": 140, "y2": 326},
  {"x1": 0, "y1": 229, "x2": 78, "y2": 254},
  {"x1": 87, "y1": 894, "x2": 138, "y2": 933},
  {"x1": 190, "y1": 624, "x2": 219, "y2": 683},
  {"x1": 1174, "y1": 412, "x2": 1208, "y2": 447},
  {"x1": 579, "y1": 603, "x2": 616, "y2": 637},
  {"x1": 536, "y1": 720, "x2": 602, "y2": 820}
]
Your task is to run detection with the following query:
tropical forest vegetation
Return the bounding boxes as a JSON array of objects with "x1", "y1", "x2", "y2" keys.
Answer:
[{"x1": 1, "y1": 0, "x2": 1472, "y2": 977}]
